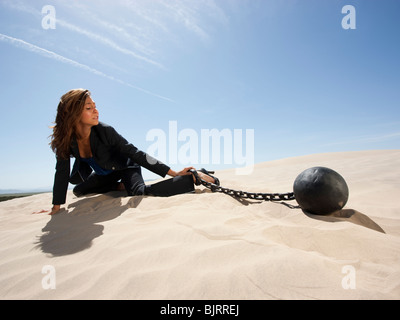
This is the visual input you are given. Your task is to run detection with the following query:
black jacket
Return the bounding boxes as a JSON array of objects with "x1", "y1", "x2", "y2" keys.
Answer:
[{"x1": 52, "y1": 122, "x2": 170, "y2": 205}]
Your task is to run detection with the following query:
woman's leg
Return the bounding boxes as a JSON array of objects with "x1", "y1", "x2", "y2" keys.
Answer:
[
  {"x1": 120, "y1": 167, "x2": 148, "y2": 196},
  {"x1": 120, "y1": 167, "x2": 195, "y2": 197},
  {"x1": 73, "y1": 171, "x2": 120, "y2": 197},
  {"x1": 146, "y1": 175, "x2": 194, "y2": 197},
  {"x1": 73, "y1": 167, "x2": 197, "y2": 198}
]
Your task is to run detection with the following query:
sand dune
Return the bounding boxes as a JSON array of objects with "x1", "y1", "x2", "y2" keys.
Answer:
[{"x1": 0, "y1": 150, "x2": 399, "y2": 299}]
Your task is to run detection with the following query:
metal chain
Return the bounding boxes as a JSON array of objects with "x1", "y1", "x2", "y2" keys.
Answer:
[{"x1": 192, "y1": 170, "x2": 296, "y2": 202}]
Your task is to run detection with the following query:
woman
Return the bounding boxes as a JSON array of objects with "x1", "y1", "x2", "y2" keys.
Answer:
[{"x1": 47, "y1": 88, "x2": 219, "y2": 215}]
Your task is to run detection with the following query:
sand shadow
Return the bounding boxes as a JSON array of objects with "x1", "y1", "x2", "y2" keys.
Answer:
[
  {"x1": 36, "y1": 192, "x2": 144, "y2": 256},
  {"x1": 225, "y1": 193, "x2": 385, "y2": 234},
  {"x1": 303, "y1": 208, "x2": 385, "y2": 234},
  {"x1": 228, "y1": 194, "x2": 300, "y2": 207}
]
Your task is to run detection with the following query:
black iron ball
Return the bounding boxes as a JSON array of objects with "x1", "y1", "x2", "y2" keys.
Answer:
[{"x1": 293, "y1": 167, "x2": 349, "y2": 215}]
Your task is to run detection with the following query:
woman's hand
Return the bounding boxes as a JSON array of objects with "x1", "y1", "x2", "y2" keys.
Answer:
[
  {"x1": 168, "y1": 167, "x2": 195, "y2": 177},
  {"x1": 50, "y1": 205, "x2": 61, "y2": 215},
  {"x1": 32, "y1": 205, "x2": 61, "y2": 215}
]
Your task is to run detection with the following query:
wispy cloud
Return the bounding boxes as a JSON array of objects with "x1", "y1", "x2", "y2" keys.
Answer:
[
  {"x1": 56, "y1": 19, "x2": 166, "y2": 70},
  {"x1": 2, "y1": 0, "x2": 229, "y2": 68},
  {"x1": 321, "y1": 132, "x2": 400, "y2": 147},
  {"x1": 1, "y1": 0, "x2": 228, "y2": 103},
  {"x1": 1, "y1": 0, "x2": 165, "y2": 69},
  {"x1": 159, "y1": 1, "x2": 210, "y2": 41},
  {"x1": 119, "y1": 0, "x2": 229, "y2": 43},
  {"x1": 0, "y1": 33, "x2": 174, "y2": 102}
]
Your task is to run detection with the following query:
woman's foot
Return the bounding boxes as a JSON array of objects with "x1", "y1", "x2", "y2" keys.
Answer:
[
  {"x1": 115, "y1": 182, "x2": 125, "y2": 191},
  {"x1": 190, "y1": 169, "x2": 220, "y2": 186},
  {"x1": 197, "y1": 171, "x2": 215, "y2": 184}
]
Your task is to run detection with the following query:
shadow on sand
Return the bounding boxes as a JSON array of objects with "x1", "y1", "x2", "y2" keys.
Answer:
[
  {"x1": 303, "y1": 208, "x2": 385, "y2": 234},
  {"x1": 227, "y1": 193, "x2": 385, "y2": 234},
  {"x1": 35, "y1": 192, "x2": 143, "y2": 256}
]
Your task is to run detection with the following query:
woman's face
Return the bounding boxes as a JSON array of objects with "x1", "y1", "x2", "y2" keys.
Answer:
[{"x1": 79, "y1": 95, "x2": 99, "y2": 127}]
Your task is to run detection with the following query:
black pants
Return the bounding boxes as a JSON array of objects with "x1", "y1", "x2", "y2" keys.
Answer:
[{"x1": 73, "y1": 166, "x2": 194, "y2": 198}]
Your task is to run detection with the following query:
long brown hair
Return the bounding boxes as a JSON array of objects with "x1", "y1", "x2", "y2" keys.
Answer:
[{"x1": 50, "y1": 89, "x2": 90, "y2": 159}]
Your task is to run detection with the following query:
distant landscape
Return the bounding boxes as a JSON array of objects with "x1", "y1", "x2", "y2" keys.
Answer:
[{"x1": 0, "y1": 189, "x2": 50, "y2": 202}]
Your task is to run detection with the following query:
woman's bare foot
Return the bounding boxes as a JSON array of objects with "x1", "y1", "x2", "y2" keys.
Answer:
[
  {"x1": 116, "y1": 182, "x2": 125, "y2": 191},
  {"x1": 197, "y1": 171, "x2": 215, "y2": 183},
  {"x1": 196, "y1": 171, "x2": 216, "y2": 184}
]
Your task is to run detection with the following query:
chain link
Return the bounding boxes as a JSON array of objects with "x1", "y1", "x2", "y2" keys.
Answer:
[{"x1": 193, "y1": 170, "x2": 296, "y2": 202}]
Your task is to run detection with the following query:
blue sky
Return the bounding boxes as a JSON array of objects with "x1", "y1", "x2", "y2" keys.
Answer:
[{"x1": 0, "y1": 0, "x2": 399, "y2": 191}]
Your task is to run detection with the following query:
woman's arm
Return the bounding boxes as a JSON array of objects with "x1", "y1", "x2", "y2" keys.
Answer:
[
  {"x1": 102, "y1": 124, "x2": 171, "y2": 176},
  {"x1": 45, "y1": 157, "x2": 70, "y2": 215},
  {"x1": 99, "y1": 124, "x2": 196, "y2": 179},
  {"x1": 52, "y1": 158, "x2": 70, "y2": 204},
  {"x1": 167, "y1": 167, "x2": 194, "y2": 177}
]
